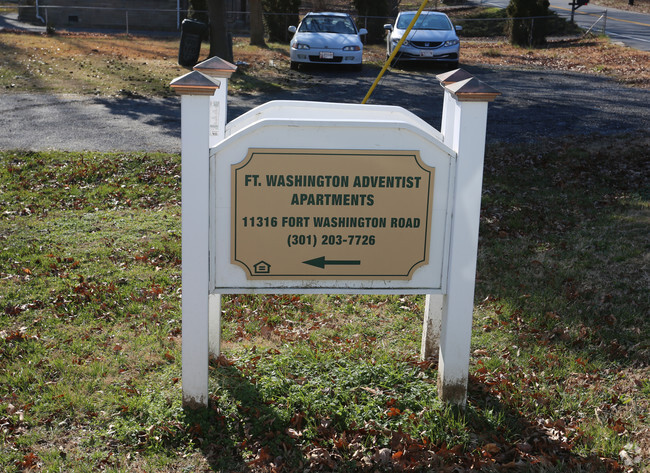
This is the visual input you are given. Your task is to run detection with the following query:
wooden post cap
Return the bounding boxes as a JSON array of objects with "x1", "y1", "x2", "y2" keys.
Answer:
[
  {"x1": 194, "y1": 56, "x2": 238, "y2": 79},
  {"x1": 444, "y1": 77, "x2": 501, "y2": 102},
  {"x1": 436, "y1": 68, "x2": 474, "y2": 85},
  {"x1": 170, "y1": 70, "x2": 221, "y2": 96}
]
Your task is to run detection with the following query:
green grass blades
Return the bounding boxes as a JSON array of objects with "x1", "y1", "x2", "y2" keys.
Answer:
[{"x1": 1, "y1": 141, "x2": 648, "y2": 472}]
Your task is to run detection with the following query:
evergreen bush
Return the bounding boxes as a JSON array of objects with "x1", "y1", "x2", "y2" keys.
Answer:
[
  {"x1": 506, "y1": 0, "x2": 550, "y2": 46},
  {"x1": 263, "y1": 0, "x2": 301, "y2": 43},
  {"x1": 353, "y1": 0, "x2": 398, "y2": 44}
]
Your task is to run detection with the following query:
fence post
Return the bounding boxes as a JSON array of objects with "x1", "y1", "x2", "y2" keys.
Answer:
[
  {"x1": 126, "y1": 10, "x2": 129, "y2": 35},
  {"x1": 170, "y1": 71, "x2": 221, "y2": 408},
  {"x1": 603, "y1": 10, "x2": 607, "y2": 35}
]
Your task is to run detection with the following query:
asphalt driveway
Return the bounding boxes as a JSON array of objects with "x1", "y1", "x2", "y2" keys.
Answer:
[{"x1": 0, "y1": 64, "x2": 648, "y2": 152}]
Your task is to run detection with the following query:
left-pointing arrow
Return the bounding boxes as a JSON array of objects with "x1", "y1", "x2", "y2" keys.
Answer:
[{"x1": 303, "y1": 256, "x2": 361, "y2": 269}]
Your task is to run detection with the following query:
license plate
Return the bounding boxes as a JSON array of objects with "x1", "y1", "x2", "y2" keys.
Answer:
[
  {"x1": 319, "y1": 51, "x2": 334, "y2": 59},
  {"x1": 420, "y1": 50, "x2": 434, "y2": 57}
]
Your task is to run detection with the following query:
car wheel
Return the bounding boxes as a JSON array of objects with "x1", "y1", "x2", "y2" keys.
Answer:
[{"x1": 290, "y1": 61, "x2": 299, "y2": 71}]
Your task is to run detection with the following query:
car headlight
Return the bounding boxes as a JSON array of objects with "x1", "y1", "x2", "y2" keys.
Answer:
[
  {"x1": 393, "y1": 38, "x2": 409, "y2": 46},
  {"x1": 342, "y1": 45, "x2": 361, "y2": 51},
  {"x1": 292, "y1": 43, "x2": 310, "y2": 50},
  {"x1": 444, "y1": 39, "x2": 459, "y2": 47}
]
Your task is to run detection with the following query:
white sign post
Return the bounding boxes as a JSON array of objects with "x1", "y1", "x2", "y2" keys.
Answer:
[
  {"x1": 170, "y1": 70, "x2": 220, "y2": 408},
  {"x1": 171, "y1": 59, "x2": 498, "y2": 408}
]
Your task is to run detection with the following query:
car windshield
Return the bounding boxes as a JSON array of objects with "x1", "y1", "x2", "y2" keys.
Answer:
[
  {"x1": 298, "y1": 15, "x2": 357, "y2": 34},
  {"x1": 396, "y1": 13, "x2": 452, "y2": 30}
]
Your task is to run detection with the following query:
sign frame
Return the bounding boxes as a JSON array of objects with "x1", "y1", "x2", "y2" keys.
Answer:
[
  {"x1": 230, "y1": 147, "x2": 435, "y2": 280},
  {"x1": 209, "y1": 119, "x2": 456, "y2": 294}
]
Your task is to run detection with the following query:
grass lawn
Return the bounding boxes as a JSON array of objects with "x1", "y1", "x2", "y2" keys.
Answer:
[
  {"x1": 0, "y1": 134, "x2": 647, "y2": 471},
  {"x1": 0, "y1": 20, "x2": 649, "y2": 473}
]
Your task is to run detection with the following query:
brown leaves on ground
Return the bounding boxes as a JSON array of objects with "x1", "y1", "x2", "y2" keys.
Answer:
[
  {"x1": 1, "y1": 30, "x2": 647, "y2": 96},
  {"x1": 460, "y1": 37, "x2": 650, "y2": 88}
]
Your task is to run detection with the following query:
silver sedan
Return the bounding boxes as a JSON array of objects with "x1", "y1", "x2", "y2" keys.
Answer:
[{"x1": 385, "y1": 11, "x2": 461, "y2": 68}]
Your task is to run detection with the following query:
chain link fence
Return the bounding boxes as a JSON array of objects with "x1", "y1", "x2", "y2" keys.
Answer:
[{"x1": 16, "y1": 3, "x2": 600, "y2": 44}]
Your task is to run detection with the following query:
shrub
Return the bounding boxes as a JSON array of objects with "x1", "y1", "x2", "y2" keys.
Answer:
[
  {"x1": 263, "y1": 0, "x2": 301, "y2": 43},
  {"x1": 506, "y1": 0, "x2": 550, "y2": 46},
  {"x1": 353, "y1": 0, "x2": 398, "y2": 44}
]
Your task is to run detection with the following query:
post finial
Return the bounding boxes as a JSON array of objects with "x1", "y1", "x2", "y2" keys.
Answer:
[
  {"x1": 436, "y1": 68, "x2": 474, "y2": 86},
  {"x1": 170, "y1": 70, "x2": 221, "y2": 96},
  {"x1": 444, "y1": 77, "x2": 501, "y2": 102},
  {"x1": 194, "y1": 56, "x2": 238, "y2": 79}
]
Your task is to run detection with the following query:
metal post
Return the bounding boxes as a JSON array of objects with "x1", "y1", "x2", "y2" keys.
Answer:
[{"x1": 126, "y1": 11, "x2": 129, "y2": 35}]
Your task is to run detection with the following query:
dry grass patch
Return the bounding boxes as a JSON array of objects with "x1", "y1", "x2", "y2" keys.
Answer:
[
  {"x1": 1, "y1": 30, "x2": 648, "y2": 97},
  {"x1": 0, "y1": 32, "x2": 188, "y2": 96},
  {"x1": 459, "y1": 36, "x2": 650, "y2": 88}
]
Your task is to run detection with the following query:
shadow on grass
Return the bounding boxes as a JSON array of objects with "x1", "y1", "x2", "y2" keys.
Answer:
[
  {"x1": 231, "y1": 68, "x2": 290, "y2": 94},
  {"x1": 188, "y1": 350, "x2": 630, "y2": 471},
  {"x1": 0, "y1": 38, "x2": 47, "y2": 92},
  {"x1": 476, "y1": 133, "x2": 649, "y2": 366},
  {"x1": 183, "y1": 134, "x2": 648, "y2": 471},
  {"x1": 187, "y1": 358, "x2": 304, "y2": 472}
]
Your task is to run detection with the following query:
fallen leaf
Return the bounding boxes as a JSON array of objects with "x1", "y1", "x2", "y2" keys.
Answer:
[{"x1": 484, "y1": 443, "x2": 500, "y2": 454}]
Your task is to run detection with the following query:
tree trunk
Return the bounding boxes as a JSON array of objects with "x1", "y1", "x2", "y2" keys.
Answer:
[
  {"x1": 249, "y1": 0, "x2": 267, "y2": 47},
  {"x1": 207, "y1": 0, "x2": 233, "y2": 61}
]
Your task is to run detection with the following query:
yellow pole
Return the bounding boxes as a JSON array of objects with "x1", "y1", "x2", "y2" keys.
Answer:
[{"x1": 362, "y1": 0, "x2": 430, "y2": 104}]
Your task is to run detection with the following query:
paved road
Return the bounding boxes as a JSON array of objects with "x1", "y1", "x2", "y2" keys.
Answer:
[
  {"x1": 569, "y1": 6, "x2": 650, "y2": 50},
  {"x1": 475, "y1": 0, "x2": 650, "y2": 50},
  {"x1": 0, "y1": 12, "x2": 45, "y2": 33},
  {"x1": 1, "y1": 64, "x2": 648, "y2": 153},
  {"x1": 553, "y1": 3, "x2": 650, "y2": 50}
]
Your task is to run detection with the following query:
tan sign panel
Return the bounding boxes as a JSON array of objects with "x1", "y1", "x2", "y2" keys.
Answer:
[{"x1": 231, "y1": 149, "x2": 435, "y2": 279}]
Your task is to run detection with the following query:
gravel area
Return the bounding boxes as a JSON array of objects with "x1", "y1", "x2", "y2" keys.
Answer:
[{"x1": 1, "y1": 64, "x2": 648, "y2": 152}]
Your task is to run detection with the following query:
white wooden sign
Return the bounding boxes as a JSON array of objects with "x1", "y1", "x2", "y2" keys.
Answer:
[
  {"x1": 209, "y1": 101, "x2": 455, "y2": 294},
  {"x1": 171, "y1": 63, "x2": 499, "y2": 409}
]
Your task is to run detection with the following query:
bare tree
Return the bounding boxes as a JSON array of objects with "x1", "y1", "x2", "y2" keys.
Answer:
[{"x1": 249, "y1": 0, "x2": 267, "y2": 47}]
